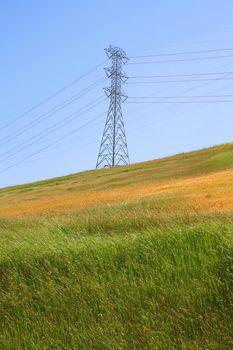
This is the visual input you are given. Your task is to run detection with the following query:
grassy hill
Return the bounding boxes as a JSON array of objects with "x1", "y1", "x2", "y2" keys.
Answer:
[{"x1": 1, "y1": 143, "x2": 233, "y2": 349}]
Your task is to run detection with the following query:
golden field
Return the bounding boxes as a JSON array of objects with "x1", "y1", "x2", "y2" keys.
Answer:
[{"x1": 1, "y1": 142, "x2": 233, "y2": 217}]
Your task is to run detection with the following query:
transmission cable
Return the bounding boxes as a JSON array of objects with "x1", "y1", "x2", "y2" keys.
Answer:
[
  {"x1": 130, "y1": 47, "x2": 233, "y2": 59},
  {"x1": 126, "y1": 100, "x2": 233, "y2": 104},
  {"x1": 127, "y1": 54, "x2": 233, "y2": 65},
  {"x1": 126, "y1": 61, "x2": 233, "y2": 126},
  {"x1": 0, "y1": 59, "x2": 107, "y2": 131},
  {"x1": 0, "y1": 77, "x2": 106, "y2": 147},
  {"x1": 25, "y1": 139, "x2": 100, "y2": 164},
  {"x1": 127, "y1": 77, "x2": 233, "y2": 84},
  {"x1": 0, "y1": 97, "x2": 106, "y2": 162},
  {"x1": 129, "y1": 71, "x2": 233, "y2": 79},
  {"x1": 124, "y1": 70, "x2": 233, "y2": 123},
  {"x1": 127, "y1": 89, "x2": 232, "y2": 135},
  {"x1": 129, "y1": 94, "x2": 233, "y2": 99},
  {"x1": 24, "y1": 117, "x2": 105, "y2": 162},
  {"x1": 0, "y1": 111, "x2": 106, "y2": 174}
]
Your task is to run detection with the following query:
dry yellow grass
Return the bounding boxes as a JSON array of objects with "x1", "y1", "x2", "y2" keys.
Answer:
[{"x1": 0, "y1": 146, "x2": 233, "y2": 217}]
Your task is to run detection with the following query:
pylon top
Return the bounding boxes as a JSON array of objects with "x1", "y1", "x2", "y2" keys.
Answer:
[{"x1": 105, "y1": 45, "x2": 129, "y2": 63}]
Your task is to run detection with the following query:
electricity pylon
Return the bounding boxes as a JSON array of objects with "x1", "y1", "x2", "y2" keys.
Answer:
[{"x1": 96, "y1": 46, "x2": 130, "y2": 168}]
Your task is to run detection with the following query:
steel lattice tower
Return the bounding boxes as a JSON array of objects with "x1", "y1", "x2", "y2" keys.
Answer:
[{"x1": 96, "y1": 46, "x2": 130, "y2": 168}]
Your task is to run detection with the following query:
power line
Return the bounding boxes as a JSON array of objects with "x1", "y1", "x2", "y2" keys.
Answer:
[
  {"x1": 124, "y1": 64, "x2": 233, "y2": 125},
  {"x1": 125, "y1": 63, "x2": 233, "y2": 132},
  {"x1": 25, "y1": 140, "x2": 99, "y2": 164},
  {"x1": 0, "y1": 97, "x2": 106, "y2": 162},
  {"x1": 25, "y1": 117, "x2": 106, "y2": 162},
  {"x1": 127, "y1": 54, "x2": 233, "y2": 65},
  {"x1": 127, "y1": 102, "x2": 208, "y2": 134},
  {"x1": 129, "y1": 94, "x2": 233, "y2": 99},
  {"x1": 129, "y1": 71, "x2": 233, "y2": 78},
  {"x1": 125, "y1": 70, "x2": 233, "y2": 130},
  {"x1": 127, "y1": 92, "x2": 233, "y2": 134},
  {"x1": 130, "y1": 47, "x2": 233, "y2": 58},
  {"x1": 127, "y1": 77, "x2": 233, "y2": 84},
  {"x1": 0, "y1": 111, "x2": 106, "y2": 174},
  {"x1": 126, "y1": 100, "x2": 233, "y2": 104},
  {"x1": 0, "y1": 59, "x2": 107, "y2": 131},
  {"x1": 128, "y1": 87, "x2": 233, "y2": 134},
  {"x1": 0, "y1": 77, "x2": 106, "y2": 147}
]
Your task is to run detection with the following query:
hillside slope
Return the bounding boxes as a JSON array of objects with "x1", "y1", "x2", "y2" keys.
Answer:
[
  {"x1": 1, "y1": 142, "x2": 233, "y2": 217},
  {"x1": 1, "y1": 143, "x2": 233, "y2": 349}
]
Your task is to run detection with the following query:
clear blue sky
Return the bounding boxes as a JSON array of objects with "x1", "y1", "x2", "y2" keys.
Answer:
[{"x1": 1, "y1": 1, "x2": 233, "y2": 187}]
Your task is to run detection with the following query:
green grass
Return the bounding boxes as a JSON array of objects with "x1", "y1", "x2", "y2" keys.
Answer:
[
  {"x1": 1, "y1": 208, "x2": 233, "y2": 349},
  {"x1": 1, "y1": 143, "x2": 233, "y2": 349}
]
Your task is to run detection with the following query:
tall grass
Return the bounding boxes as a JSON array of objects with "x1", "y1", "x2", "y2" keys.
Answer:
[{"x1": 1, "y1": 211, "x2": 233, "y2": 349}]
